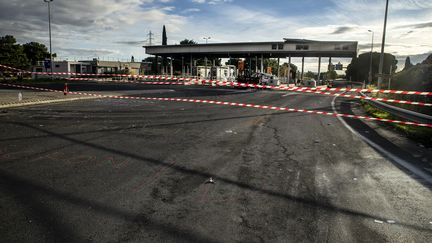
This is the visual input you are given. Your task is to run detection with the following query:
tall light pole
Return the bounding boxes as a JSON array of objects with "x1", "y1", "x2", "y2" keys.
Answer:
[
  {"x1": 377, "y1": 0, "x2": 389, "y2": 88},
  {"x1": 203, "y1": 37, "x2": 211, "y2": 79},
  {"x1": 368, "y1": 30, "x2": 374, "y2": 85},
  {"x1": 44, "y1": 0, "x2": 53, "y2": 76},
  {"x1": 203, "y1": 37, "x2": 211, "y2": 44}
]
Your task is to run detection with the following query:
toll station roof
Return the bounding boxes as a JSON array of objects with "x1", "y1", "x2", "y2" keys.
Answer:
[{"x1": 144, "y1": 39, "x2": 358, "y2": 58}]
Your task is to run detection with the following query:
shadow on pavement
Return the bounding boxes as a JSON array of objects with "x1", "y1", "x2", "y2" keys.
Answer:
[
  {"x1": 337, "y1": 99, "x2": 432, "y2": 189},
  {"x1": 0, "y1": 170, "x2": 220, "y2": 243},
  {"x1": 2, "y1": 121, "x2": 431, "y2": 236},
  {"x1": 0, "y1": 105, "x2": 335, "y2": 143}
]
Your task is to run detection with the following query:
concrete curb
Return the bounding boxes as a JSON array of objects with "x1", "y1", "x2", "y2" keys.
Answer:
[{"x1": 0, "y1": 96, "x2": 97, "y2": 109}]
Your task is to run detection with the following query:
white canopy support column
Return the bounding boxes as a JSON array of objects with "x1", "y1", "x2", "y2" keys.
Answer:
[
  {"x1": 181, "y1": 56, "x2": 184, "y2": 76},
  {"x1": 260, "y1": 54, "x2": 264, "y2": 73},
  {"x1": 170, "y1": 57, "x2": 173, "y2": 77},
  {"x1": 287, "y1": 55, "x2": 291, "y2": 82},
  {"x1": 190, "y1": 55, "x2": 193, "y2": 76},
  {"x1": 204, "y1": 56, "x2": 208, "y2": 79},
  {"x1": 317, "y1": 56, "x2": 321, "y2": 83},
  {"x1": 277, "y1": 58, "x2": 280, "y2": 76},
  {"x1": 301, "y1": 56, "x2": 305, "y2": 80}
]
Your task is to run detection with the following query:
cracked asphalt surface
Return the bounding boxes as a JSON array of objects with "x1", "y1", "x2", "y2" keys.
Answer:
[{"x1": 0, "y1": 83, "x2": 431, "y2": 242}]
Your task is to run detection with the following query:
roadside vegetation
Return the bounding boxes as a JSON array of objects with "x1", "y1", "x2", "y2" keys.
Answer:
[{"x1": 361, "y1": 101, "x2": 432, "y2": 146}]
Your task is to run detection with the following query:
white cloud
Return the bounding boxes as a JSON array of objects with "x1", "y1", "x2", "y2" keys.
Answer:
[
  {"x1": 330, "y1": 0, "x2": 432, "y2": 12},
  {"x1": 1, "y1": 0, "x2": 430, "y2": 69},
  {"x1": 191, "y1": 0, "x2": 233, "y2": 4},
  {"x1": 0, "y1": 0, "x2": 186, "y2": 60},
  {"x1": 183, "y1": 8, "x2": 201, "y2": 13}
]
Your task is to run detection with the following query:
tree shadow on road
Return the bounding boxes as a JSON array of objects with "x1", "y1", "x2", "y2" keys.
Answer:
[
  {"x1": 0, "y1": 104, "x2": 336, "y2": 143},
  {"x1": 0, "y1": 169, "x2": 220, "y2": 243},
  {"x1": 1, "y1": 121, "x2": 431, "y2": 240}
]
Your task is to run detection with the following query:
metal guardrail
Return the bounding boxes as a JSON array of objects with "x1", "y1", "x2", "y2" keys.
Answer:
[{"x1": 361, "y1": 92, "x2": 432, "y2": 124}]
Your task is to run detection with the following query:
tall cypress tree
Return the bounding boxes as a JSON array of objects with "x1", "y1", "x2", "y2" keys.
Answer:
[
  {"x1": 404, "y1": 56, "x2": 413, "y2": 70},
  {"x1": 161, "y1": 25, "x2": 167, "y2": 74},
  {"x1": 162, "y1": 25, "x2": 167, "y2": 46}
]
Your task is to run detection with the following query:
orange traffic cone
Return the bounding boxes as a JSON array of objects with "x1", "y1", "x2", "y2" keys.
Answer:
[{"x1": 64, "y1": 83, "x2": 68, "y2": 95}]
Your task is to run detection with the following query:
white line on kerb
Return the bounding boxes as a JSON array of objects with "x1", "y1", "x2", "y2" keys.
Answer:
[{"x1": 331, "y1": 96, "x2": 432, "y2": 185}]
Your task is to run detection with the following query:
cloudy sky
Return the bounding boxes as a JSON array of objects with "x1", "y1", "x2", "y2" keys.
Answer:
[{"x1": 1, "y1": 0, "x2": 431, "y2": 71}]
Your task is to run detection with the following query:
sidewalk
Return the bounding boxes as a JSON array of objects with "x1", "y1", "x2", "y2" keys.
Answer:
[{"x1": 0, "y1": 89, "x2": 94, "y2": 108}]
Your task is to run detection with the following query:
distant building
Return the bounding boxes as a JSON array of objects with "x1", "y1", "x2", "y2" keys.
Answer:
[
  {"x1": 79, "y1": 59, "x2": 142, "y2": 75},
  {"x1": 335, "y1": 62, "x2": 343, "y2": 70},
  {"x1": 32, "y1": 60, "x2": 92, "y2": 78},
  {"x1": 31, "y1": 58, "x2": 148, "y2": 78}
]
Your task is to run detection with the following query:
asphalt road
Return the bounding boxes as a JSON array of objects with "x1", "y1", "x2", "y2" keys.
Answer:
[{"x1": 0, "y1": 83, "x2": 431, "y2": 242}]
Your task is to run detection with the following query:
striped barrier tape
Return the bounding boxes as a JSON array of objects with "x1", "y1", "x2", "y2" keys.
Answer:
[
  {"x1": 1, "y1": 63, "x2": 431, "y2": 96},
  {"x1": 1, "y1": 82, "x2": 431, "y2": 128},
  {"x1": 65, "y1": 77, "x2": 432, "y2": 107},
  {"x1": 0, "y1": 64, "x2": 182, "y2": 79},
  {"x1": 67, "y1": 77, "x2": 187, "y2": 85},
  {"x1": 2, "y1": 63, "x2": 431, "y2": 106}
]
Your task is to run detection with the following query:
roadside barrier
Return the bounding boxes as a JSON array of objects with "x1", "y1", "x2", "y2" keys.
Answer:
[{"x1": 1, "y1": 82, "x2": 431, "y2": 128}]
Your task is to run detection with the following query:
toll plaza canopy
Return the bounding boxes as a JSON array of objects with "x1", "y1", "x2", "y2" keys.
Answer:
[{"x1": 144, "y1": 38, "x2": 358, "y2": 58}]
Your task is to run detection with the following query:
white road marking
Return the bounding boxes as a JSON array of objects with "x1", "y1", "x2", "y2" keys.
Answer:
[
  {"x1": 331, "y1": 96, "x2": 432, "y2": 185},
  {"x1": 282, "y1": 93, "x2": 298, "y2": 97}
]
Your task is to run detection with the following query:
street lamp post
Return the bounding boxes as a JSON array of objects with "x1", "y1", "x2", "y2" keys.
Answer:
[
  {"x1": 377, "y1": 0, "x2": 389, "y2": 88},
  {"x1": 44, "y1": 0, "x2": 53, "y2": 77},
  {"x1": 368, "y1": 30, "x2": 374, "y2": 85},
  {"x1": 203, "y1": 37, "x2": 211, "y2": 44},
  {"x1": 203, "y1": 37, "x2": 211, "y2": 79}
]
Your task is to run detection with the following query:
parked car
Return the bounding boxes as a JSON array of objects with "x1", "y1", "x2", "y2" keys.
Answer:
[{"x1": 253, "y1": 72, "x2": 280, "y2": 86}]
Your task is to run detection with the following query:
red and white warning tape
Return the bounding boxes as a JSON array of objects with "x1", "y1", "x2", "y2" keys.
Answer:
[
  {"x1": 67, "y1": 77, "x2": 187, "y2": 86},
  {"x1": 1, "y1": 82, "x2": 431, "y2": 128},
  {"x1": 65, "y1": 77, "x2": 432, "y2": 107},
  {"x1": 0, "y1": 64, "x2": 184, "y2": 79},
  {"x1": 1, "y1": 64, "x2": 431, "y2": 96}
]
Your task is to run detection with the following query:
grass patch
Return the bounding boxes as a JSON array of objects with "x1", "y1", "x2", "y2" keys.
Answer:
[{"x1": 361, "y1": 101, "x2": 432, "y2": 146}]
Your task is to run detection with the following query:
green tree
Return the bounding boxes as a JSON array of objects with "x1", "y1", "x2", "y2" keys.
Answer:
[
  {"x1": 23, "y1": 42, "x2": 50, "y2": 65},
  {"x1": 279, "y1": 63, "x2": 297, "y2": 79},
  {"x1": 304, "y1": 71, "x2": 315, "y2": 79},
  {"x1": 422, "y1": 54, "x2": 432, "y2": 65},
  {"x1": 143, "y1": 56, "x2": 159, "y2": 74},
  {"x1": 346, "y1": 52, "x2": 397, "y2": 84},
  {"x1": 161, "y1": 25, "x2": 168, "y2": 71},
  {"x1": 264, "y1": 58, "x2": 278, "y2": 75},
  {"x1": 225, "y1": 58, "x2": 240, "y2": 66},
  {"x1": 403, "y1": 56, "x2": 413, "y2": 70},
  {"x1": 0, "y1": 35, "x2": 29, "y2": 69},
  {"x1": 179, "y1": 39, "x2": 197, "y2": 45},
  {"x1": 326, "y1": 70, "x2": 337, "y2": 80},
  {"x1": 162, "y1": 25, "x2": 167, "y2": 46}
]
